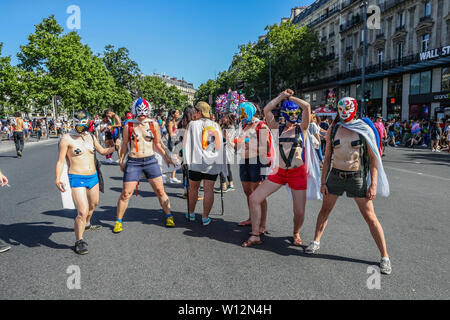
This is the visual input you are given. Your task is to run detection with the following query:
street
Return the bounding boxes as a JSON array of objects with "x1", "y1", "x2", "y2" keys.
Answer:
[{"x1": 0, "y1": 142, "x2": 449, "y2": 300}]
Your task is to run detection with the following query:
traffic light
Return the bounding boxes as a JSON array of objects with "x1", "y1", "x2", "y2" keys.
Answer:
[{"x1": 364, "y1": 90, "x2": 371, "y2": 102}]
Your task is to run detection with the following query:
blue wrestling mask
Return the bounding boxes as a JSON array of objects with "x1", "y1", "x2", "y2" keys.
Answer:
[{"x1": 281, "y1": 100, "x2": 302, "y2": 124}]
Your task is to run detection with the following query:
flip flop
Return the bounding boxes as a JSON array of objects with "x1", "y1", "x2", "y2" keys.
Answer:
[
  {"x1": 237, "y1": 220, "x2": 252, "y2": 227},
  {"x1": 242, "y1": 237, "x2": 262, "y2": 247},
  {"x1": 292, "y1": 234, "x2": 303, "y2": 246}
]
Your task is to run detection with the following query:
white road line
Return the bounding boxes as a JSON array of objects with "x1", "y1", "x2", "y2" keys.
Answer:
[{"x1": 384, "y1": 166, "x2": 450, "y2": 182}]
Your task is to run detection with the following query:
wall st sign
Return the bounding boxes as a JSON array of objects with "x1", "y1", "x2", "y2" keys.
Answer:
[{"x1": 419, "y1": 45, "x2": 450, "y2": 61}]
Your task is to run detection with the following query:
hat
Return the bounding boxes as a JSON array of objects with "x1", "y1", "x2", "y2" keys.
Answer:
[{"x1": 196, "y1": 101, "x2": 210, "y2": 118}]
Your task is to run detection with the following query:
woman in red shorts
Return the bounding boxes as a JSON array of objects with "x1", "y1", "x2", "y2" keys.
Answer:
[{"x1": 242, "y1": 89, "x2": 311, "y2": 247}]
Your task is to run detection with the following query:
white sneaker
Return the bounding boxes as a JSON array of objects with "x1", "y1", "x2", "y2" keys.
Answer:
[
  {"x1": 106, "y1": 158, "x2": 113, "y2": 163},
  {"x1": 169, "y1": 177, "x2": 181, "y2": 184}
]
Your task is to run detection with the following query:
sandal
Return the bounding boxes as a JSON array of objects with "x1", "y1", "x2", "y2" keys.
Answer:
[
  {"x1": 242, "y1": 233, "x2": 262, "y2": 247},
  {"x1": 237, "y1": 220, "x2": 252, "y2": 227},
  {"x1": 292, "y1": 233, "x2": 302, "y2": 246}
]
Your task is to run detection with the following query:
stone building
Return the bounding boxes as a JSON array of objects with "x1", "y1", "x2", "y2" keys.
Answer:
[
  {"x1": 153, "y1": 73, "x2": 197, "y2": 105},
  {"x1": 290, "y1": 0, "x2": 450, "y2": 121}
]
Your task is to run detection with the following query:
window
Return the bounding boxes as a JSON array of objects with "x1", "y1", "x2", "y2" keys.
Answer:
[
  {"x1": 442, "y1": 68, "x2": 450, "y2": 91},
  {"x1": 420, "y1": 71, "x2": 431, "y2": 94},
  {"x1": 347, "y1": 36, "x2": 352, "y2": 48},
  {"x1": 421, "y1": 34, "x2": 430, "y2": 52},
  {"x1": 388, "y1": 76, "x2": 402, "y2": 97},
  {"x1": 410, "y1": 71, "x2": 432, "y2": 95},
  {"x1": 312, "y1": 93, "x2": 317, "y2": 101},
  {"x1": 347, "y1": 60, "x2": 352, "y2": 72},
  {"x1": 424, "y1": 1, "x2": 431, "y2": 17},
  {"x1": 397, "y1": 11, "x2": 405, "y2": 28},
  {"x1": 397, "y1": 42, "x2": 403, "y2": 62},
  {"x1": 378, "y1": 49, "x2": 384, "y2": 65},
  {"x1": 410, "y1": 73, "x2": 421, "y2": 95},
  {"x1": 372, "y1": 80, "x2": 383, "y2": 99}
]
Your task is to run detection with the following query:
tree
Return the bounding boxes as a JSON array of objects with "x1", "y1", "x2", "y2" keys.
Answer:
[
  {"x1": 138, "y1": 75, "x2": 188, "y2": 115},
  {"x1": 15, "y1": 15, "x2": 120, "y2": 116}
]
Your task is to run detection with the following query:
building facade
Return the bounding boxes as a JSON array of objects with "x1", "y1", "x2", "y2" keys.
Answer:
[
  {"x1": 153, "y1": 73, "x2": 197, "y2": 105},
  {"x1": 290, "y1": 0, "x2": 450, "y2": 121}
]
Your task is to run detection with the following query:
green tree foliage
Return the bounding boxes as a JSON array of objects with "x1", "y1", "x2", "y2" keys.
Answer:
[
  {"x1": 138, "y1": 75, "x2": 188, "y2": 115},
  {"x1": 197, "y1": 21, "x2": 325, "y2": 106},
  {"x1": 15, "y1": 15, "x2": 119, "y2": 115}
]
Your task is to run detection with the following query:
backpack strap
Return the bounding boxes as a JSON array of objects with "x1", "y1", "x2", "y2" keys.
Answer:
[{"x1": 278, "y1": 125, "x2": 304, "y2": 168}]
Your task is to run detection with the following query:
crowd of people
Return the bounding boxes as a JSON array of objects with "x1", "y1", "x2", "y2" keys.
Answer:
[{"x1": 9, "y1": 92, "x2": 450, "y2": 276}]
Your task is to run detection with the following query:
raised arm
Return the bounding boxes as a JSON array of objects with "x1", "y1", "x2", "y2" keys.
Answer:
[
  {"x1": 264, "y1": 89, "x2": 294, "y2": 130},
  {"x1": 289, "y1": 95, "x2": 311, "y2": 133}
]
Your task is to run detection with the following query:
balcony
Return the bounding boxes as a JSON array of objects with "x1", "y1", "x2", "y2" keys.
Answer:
[
  {"x1": 307, "y1": 6, "x2": 341, "y2": 28},
  {"x1": 376, "y1": 33, "x2": 385, "y2": 40},
  {"x1": 380, "y1": 0, "x2": 409, "y2": 12},
  {"x1": 340, "y1": 14, "x2": 361, "y2": 33},
  {"x1": 341, "y1": 0, "x2": 359, "y2": 11},
  {"x1": 395, "y1": 26, "x2": 406, "y2": 33},
  {"x1": 329, "y1": 32, "x2": 335, "y2": 38},
  {"x1": 419, "y1": 15, "x2": 433, "y2": 23}
]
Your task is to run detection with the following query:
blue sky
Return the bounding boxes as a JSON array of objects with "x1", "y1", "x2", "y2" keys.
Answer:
[{"x1": 0, "y1": 0, "x2": 311, "y2": 88}]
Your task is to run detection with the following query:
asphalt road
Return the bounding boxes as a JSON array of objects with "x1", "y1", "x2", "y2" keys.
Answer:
[{"x1": 0, "y1": 142, "x2": 449, "y2": 300}]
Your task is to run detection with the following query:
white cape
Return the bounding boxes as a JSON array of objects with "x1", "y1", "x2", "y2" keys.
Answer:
[
  {"x1": 184, "y1": 119, "x2": 227, "y2": 176},
  {"x1": 340, "y1": 119, "x2": 390, "y2": 197}
]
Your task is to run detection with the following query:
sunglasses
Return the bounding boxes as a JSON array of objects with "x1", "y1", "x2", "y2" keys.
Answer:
[{"x1": 282, "y1": 110, "x2": 302, "y2": 115}]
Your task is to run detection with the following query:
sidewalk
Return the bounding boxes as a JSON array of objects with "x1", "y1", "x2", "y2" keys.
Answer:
[{"x1": 0, "y1": 137, "x2": 59, "y2": 154}]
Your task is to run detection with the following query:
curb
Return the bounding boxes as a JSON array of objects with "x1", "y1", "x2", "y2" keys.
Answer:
[{"x1": 0, "y1": 138, "x2": 59, "y2": 154}]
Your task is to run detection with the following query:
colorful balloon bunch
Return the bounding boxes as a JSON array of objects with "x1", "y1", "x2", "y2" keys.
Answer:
[{"x1": 215, "y1": 91, "x2": 247, "y2": 114}]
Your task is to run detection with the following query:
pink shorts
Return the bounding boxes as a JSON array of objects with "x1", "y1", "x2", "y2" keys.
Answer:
[{"x1": 268, "y1": 165, "x2": 307, "y2": 190}]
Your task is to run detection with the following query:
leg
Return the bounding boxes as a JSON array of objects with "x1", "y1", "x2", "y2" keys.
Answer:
[
  {"x1": 202, "y1": 179, "x2": 216, "y2": 219},
  {"x1": 243, "y1": 180, "x2": 282, "y2": 246},
  {"x1": 85, "y1": 184, "x2": 100, "y2": 225},
  {"x1": 239, "y1": 181, "x2": 254, "y2": 224},
  {"x1": 116, "y1": 181, "x2": 139, "y2": 221},
  {"x1": 353, "y1": 197, "x2": 389, "y2": 258},
  {"x1": 71, "y1": 188, "x2": 90, "y2": 241},
  {"x1": 291, "y1": 189, "x2": 307, "y2": 245},
  {"x1": 188, "y1": 179, "x2": 201, "y2": 214},
  {"x1": 312, "y1": 193, "x2": 339, "y2": 242},
  {"x1": 148, "y1": 176, "x2": 171, "y2": 215},
  {"x1": 250, "y1": 181, "x2": 267, "y2": 234}
]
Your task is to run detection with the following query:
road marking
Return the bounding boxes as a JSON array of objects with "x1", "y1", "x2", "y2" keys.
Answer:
[{"x1": 384, "y1": 166, "x2": 450, "y2": 182}]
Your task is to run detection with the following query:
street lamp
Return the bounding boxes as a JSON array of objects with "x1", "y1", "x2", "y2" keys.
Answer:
[{"x1": 360, "y1": 0, "x2": 368, "y2": 117}]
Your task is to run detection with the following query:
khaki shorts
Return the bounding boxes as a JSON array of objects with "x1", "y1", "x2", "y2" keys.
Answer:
[{"x1": 326, "y1": 168, "x2": 367, "y2": 198}]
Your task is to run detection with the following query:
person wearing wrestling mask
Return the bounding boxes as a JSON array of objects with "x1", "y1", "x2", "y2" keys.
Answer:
[
  {"x1": 56, "y1": 110, "x2": 119, "y2": 255},
  {"x1": 113, "y1": 98, "x2": 176, "y2": 234},
  {"x1": 304, "y1": 97, "x2": 392, "y2": 275}
]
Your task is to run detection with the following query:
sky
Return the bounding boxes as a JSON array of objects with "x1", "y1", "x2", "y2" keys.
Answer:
[{"x1": 0, "y1": 0, "x2": 312, "y2": 88}]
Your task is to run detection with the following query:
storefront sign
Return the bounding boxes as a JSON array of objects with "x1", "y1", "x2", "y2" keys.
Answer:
[
  {"x1": 419, "y1": 45, "x2": 450, "y2": 61},
  {"x1": 410, "y1": 91, "x2": 450, "y2": 104},
  {"x1": 433, "y1": 92, "x2": 450, "y2": 101}
]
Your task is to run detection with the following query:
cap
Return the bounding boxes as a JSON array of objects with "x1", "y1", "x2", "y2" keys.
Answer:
[{"x1": 196, "y1": 101, "x2": 211, "y2": 118}]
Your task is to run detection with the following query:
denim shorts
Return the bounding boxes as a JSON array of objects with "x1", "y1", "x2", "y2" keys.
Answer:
[
  {"x1": 123, "y1": 155, "x2": 162, "y2": 182},
  {"x1": 239, "y1": 158, "x2": 265, "y2": 183},
  {"x1": 68, "y1": 173, "x2": 99, "y2": 189}
]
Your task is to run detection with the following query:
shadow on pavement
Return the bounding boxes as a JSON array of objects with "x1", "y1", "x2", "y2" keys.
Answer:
[{"x1": 0, "y1": 222, "x2": 72, "y2": 249}]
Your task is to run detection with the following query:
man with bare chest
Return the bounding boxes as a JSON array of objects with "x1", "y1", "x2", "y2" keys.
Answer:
[
  {"x1": 56, "y1": 110, "x2": 118, "y2": 254},
  {"x1": 305, "y1": 97, "x2": 392, "y2": 275},
  {"x1": 113, "y1": 98, "x2": 176, "y2": 233}
]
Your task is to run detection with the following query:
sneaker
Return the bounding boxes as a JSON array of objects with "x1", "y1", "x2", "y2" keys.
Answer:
[
  {"x1": 227, "y1": 185, "x2": 235, "y2": 191},
  {"x1": 165, "y1": 215, "x2": 175, "y2": 228},
  {"x1": 202, "y1": 217, "x2": 211, "y2": 226},
  {"x1": 304, "y1": 241, "x2": 320, "y2": 254},
  {"x1": 113, "y1": 221, "x2": 123, "y2": 233},
  {"x1": 380, "y1": 258, "x2": 392, "y2": 275},
  {"x1": 106, "y1": 158, "x2": 113, "y2": 164},
  {"x1": 169, "y1": 177, "x2": 181, "y2": 184},
  {"x1": 17, "y1": 151, "x2": 22, "y2": 158},
  {"x1": 421, "y1": 144, "x2": 427, "y2": 147},
  {"x1": 85, "y1": 224, "x2": 102, "y2": 231},
  {"x1": 185, "y1": 213, "x2": 195, "y2": 221},
  {"x1": 214, "y1": 186, "x2": 228, "y2": 193},
  {"x1": 74, "y1": 239, "x2": 88, "y2": 255},
  {"x1": 0, "y1": 240, "x2": 11, "y2": 253}
]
